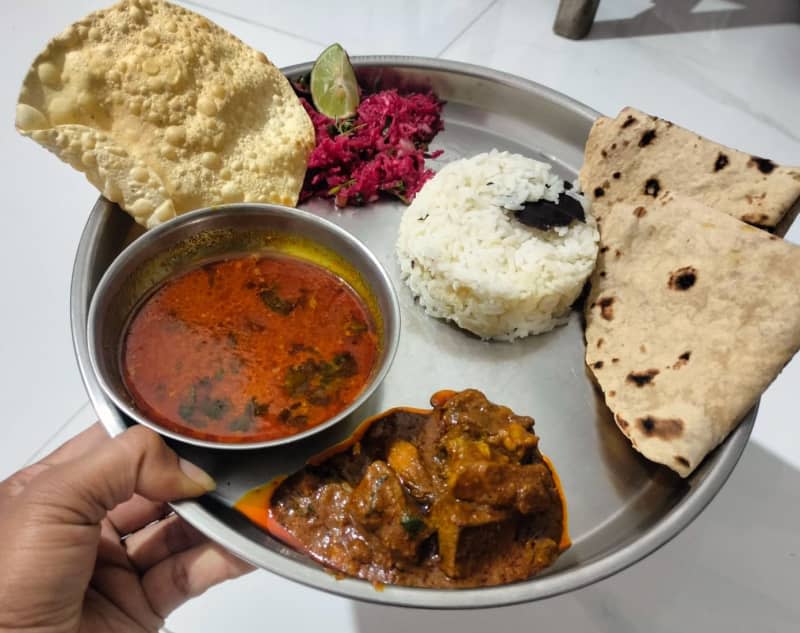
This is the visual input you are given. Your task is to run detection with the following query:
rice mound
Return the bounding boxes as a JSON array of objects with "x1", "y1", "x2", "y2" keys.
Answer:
[{"x1": 396, "y1": 150, "x2": 599, "y2": 341}]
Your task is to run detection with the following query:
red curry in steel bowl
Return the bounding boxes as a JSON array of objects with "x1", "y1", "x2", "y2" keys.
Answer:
[
  {"x1": 87, "y1": 204, "x2": 399, "y2": 450},
  {"x1": 122, "y1": 253, "x2": 379, "y2": 443}
]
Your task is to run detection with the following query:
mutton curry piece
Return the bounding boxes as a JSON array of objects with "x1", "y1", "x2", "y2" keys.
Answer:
[{"x1": 236, "y1": 389, "x2": 569, "y2": 588}]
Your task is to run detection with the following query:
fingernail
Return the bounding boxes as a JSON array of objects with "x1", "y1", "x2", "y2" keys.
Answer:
[{"x1": 179, "y1": 458, "x2": 217, "y2": 492}]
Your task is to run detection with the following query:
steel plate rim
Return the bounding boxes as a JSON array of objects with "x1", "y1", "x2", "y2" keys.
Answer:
[
  {"x1": 283, "y1": 54, "x2": 602, "y2": 122},
  {"x1": 69, "y1": 56, "x2": 755, "y2": 609}
]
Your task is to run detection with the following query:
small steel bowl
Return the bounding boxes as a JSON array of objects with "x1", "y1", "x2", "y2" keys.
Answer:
[{"x1": 87, "y1": 203, "x2": 401, "y2": 449}]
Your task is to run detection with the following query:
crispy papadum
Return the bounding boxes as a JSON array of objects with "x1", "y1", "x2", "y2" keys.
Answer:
[
  {"x1": 585, "y1": 193, "x2": 800, "y2": 477},
  {"x1": 580, "y1": 107, "x2": 800, "y2": 229},
  {"x1": 15, "y1": 0, "x2": 314, "y2": 227}
]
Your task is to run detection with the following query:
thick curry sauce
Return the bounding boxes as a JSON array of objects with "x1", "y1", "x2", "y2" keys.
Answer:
[
  {"x1": 236, "y1": 389, "x2": 569, "y2": 587},
  {"x1": 122, "y1": 253, "x2": 378, "y2": 443}
]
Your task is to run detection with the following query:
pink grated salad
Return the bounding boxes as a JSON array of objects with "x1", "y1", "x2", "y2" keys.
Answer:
[{"x1": 298, "y1": 89, "x2": 445, "y2": 208}]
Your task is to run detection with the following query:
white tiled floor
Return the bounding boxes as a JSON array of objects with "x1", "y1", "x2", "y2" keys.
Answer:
[
  {"x1": 183, "y1": 0, "x2": 497, "y2": 55},
  {"x1": 2, "y1": 1, "x2": 800, "y2": 631},
  {"x1": 442, "y1": 0, "x2": 800, "y2": 161}
]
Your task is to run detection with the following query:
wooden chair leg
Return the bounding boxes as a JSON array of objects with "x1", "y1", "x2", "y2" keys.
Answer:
[{"x1": 553, "y1": 0, "x2": 601, "y2": 40}]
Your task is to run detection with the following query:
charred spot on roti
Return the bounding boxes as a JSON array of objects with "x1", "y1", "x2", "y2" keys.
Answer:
[
  {"x1": 637, "y1": 416, "x2": 684, "y2": 439},
  {"x1": 743, "y1": 212, "x2": 770, "y2": 225},
  {"x1": 673, "y1": 351, "x2": 691, "y2": 369},
  {"x1": 601, "y1": 149, "x2": 608, "y2": 158},
  {"x1": 714, "y1": 153, "x2": 729, "y2": 172},
  {"x1": 600, "y1": 246, "x2": 610, "y2": 253},
  {"x1": 638, "y1": 130, "x2": 656, "y2": 147},
  {"x1": 668, "y1": 266, "x2": 698, "y2": 290},
  {"x1": 592, "y1": 361, "x2": 604, "y2": 370},
  {"x1": 621, "y1": 115, "x2": 637, "y2": 129},
  {"x1": 612, "y1": 357, "x2": 619, "y2": 364},
  {"x1": 608, "y1": 390, "x2": 616, "y2": 397},
  {"x1": 594, "y1": 187, "x2": 605, "y2": 198},
  {"x1": 614, "y1": 413, "x2": 628, "y2": 429},
  {"x1": 749, "y1": 156, "x2": 776, "y2": 174},
  {"x1": 633, "y1": 206, "x2": 647, "y2": 218},
  {"x1": 675, "y1": 456, "x2": 690, "y2": 468},
  {"x1": 615, "y1": 249, "x2": 622, "y2": 258},
  {"x1": 598, "y1": 296, "x2": 615, "y2": 320},
  {"x1": 613, "y1": 171, "x2": 621, "y2": 179},
  {"x1": 644, "y1": 178, "x2": 660, "y2": 197},
  {"x1": 626, "y1": 369, "x2": 659, "y2": 387},
  {"x1": 597, "y1": 338, "x2": 604, "y2": 348},
  {"x1": 745, "y1": 193, "x2": 767, "y2": 205},
  {"x1": 611, "y1": 143, "x2": 617, "y2": 150},
  {"x1": 599, "y1": 271, "x2": 607, "y2": 277}
]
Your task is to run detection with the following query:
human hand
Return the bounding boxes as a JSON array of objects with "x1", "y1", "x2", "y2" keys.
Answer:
[{"x1": 0, "y1": 423, "x2": 253, "y2": 632}]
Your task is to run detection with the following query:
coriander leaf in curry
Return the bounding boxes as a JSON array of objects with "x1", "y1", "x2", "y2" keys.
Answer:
[
  {"x1": 284, "y1": 351, "x2": 359, "y2": 406},
  {"x1": 259, "y1": 286, "x2": 298, "y2": 315}
]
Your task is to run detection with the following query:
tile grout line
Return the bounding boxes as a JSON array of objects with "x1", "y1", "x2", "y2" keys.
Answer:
[
  {"x1": 436, "y1": 0, "x2": 499, "y2": 58},
  {"x1": 24, "y1": 399, "x2": 93, "y2": 465},
  {"x1": 181, "y1": 0, "x2": 327, "y2": 48}
]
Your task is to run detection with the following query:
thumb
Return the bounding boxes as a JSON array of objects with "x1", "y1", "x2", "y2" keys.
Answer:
[{"x1": 27, "y1": 425, "x2": 215, "y2": 525}]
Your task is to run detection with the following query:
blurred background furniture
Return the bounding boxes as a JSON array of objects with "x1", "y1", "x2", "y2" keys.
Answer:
[{"x1": 555, "y1": 0, "x2": 601, "y2": 39}]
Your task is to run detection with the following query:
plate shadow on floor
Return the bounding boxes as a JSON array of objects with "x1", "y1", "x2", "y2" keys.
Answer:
[
  {"x1": 350, "y1": 440, "x2": 800, "y2": 632},
  {"x1": 587, "y1": 0, "x2": 800, "y2": 40}
]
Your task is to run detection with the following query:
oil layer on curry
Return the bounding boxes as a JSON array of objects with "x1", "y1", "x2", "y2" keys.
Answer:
[
  {"x1": 237, "y1": 389, "x2": 569, "y2": 588},
  {"x1": 122, "y1": 252, "x2": 379, "y2": 443}
]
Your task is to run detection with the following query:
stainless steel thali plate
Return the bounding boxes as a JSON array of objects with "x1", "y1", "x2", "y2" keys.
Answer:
[{"x1": 70, "y1": 57, "x2": 754, "y2": 609}]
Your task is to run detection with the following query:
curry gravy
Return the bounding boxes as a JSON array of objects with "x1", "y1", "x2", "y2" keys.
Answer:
[
  {"x1": 237, "y1": 390, "x2": 569, "y2": 587},
  {"x1": 122, "y1": 253, "x2": 378, "y2": 443}
]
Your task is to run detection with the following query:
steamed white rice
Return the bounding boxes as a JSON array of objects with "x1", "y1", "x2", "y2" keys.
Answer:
[{"x1": 395, "y1": 150, "x2": 599, "y2": 341}]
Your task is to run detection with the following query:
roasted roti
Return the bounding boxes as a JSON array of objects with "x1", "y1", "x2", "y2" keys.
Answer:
[
  {"x1": 580, "y1": 107, "x2": 800, "y2": 229},
  {"x1": 15, "y1": 0, "x2": 314, "y2": 227},
  {"x1": 585, "y1": 193, "x2": 800, "y2": 476}
]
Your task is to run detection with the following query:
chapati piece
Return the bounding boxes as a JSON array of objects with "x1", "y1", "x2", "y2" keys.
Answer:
[
  {"x1": 579, "y1": 107, "x2": 800, "y2": 228},
  {"x1": 15, "y1": 0, "x2": 314, "y2": 228},
  {"x1": 585, "y1": 193, "x2": 800, "y2": 477}
]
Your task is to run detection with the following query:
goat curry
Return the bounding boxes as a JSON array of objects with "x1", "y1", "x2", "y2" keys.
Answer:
[{"x1": 236, "y1": 389, "x2": 569, "y2": 587}]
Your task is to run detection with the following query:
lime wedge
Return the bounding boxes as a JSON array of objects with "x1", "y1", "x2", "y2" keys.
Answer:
[{"x1": 310, "y1": 43, "x2": 360, "y2": 119}]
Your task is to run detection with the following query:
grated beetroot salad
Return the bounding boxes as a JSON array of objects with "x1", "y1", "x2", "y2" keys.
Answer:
[{"x1": 299, "y1": 89, "x2": 444, "y2": 207}]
